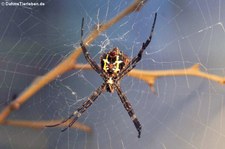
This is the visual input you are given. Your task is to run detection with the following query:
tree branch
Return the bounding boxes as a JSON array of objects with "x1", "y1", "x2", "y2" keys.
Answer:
[
  {"x1": 0, "y1": 0, "x2": 148, "y2": 132},
  {"x1": 75, "y1": 63, "x2": 225, "y2": 93},
  {"x1": 2, "y1": 119, "x2": 91, "y2": 133}
]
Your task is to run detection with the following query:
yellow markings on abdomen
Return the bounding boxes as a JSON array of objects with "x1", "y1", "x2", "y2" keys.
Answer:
[
  {"x1": 113, "y1": 55, "x2": 123, "y2": 73},
  {"x1": 103, "y1": 54, "x2": 109, "y2": 72},
  {"x1": 102, "y1": 54, "x2": 123, "y2": 74}
]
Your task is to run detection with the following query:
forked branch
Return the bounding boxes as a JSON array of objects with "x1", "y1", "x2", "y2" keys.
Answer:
[{"x1": 75, "y1": 63, "x2": 225, "y2": 93}]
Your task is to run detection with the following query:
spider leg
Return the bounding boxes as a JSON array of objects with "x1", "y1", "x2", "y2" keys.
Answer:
[
  {"x1": 80, "y1": 17, "x2": 103, "y2": 75},
  {"x1": 46, "y1": 83, "x2": 106, "y2": 131},
  {"x1": 114, "y1": 83, "x2": 142, "y2": 138},
  {"x1": 130, "y1": 13, "x2": 157, "y2": 65},
  {"x1": 116, "y1": 13, "x2": 157, "y2": 81},
  {"x1": 46, "y1": 114, "x2": 74, "y2": 127}
]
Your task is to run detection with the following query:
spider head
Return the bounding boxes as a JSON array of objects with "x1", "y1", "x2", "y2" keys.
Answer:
[
  {"x1": 101, "y1": 47, "x2": 126, "y2": 76},
  {"x1": 109, "y1": 47, "x2": 120, "y2": 57}
]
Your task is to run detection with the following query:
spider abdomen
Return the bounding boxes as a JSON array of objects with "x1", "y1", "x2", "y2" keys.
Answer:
[{"x1": 100, "y1": 47, "x2": 128, "y2": 76}]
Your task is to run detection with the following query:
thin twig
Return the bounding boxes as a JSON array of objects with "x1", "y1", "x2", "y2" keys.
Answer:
[{"x1": 2, "y1": 119, "x2": 91, "y2": 133}]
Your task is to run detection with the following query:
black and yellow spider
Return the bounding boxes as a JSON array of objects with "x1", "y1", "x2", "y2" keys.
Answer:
[{"x1": 47, "y1": 13, "x2": 157, "y2": 138}]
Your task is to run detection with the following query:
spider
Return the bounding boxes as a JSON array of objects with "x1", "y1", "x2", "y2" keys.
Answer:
[{"x1": 46, "y1": 13, "x2": 157, "y2": 138}]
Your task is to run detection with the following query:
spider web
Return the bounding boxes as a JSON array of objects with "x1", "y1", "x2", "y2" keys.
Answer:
[{"x1": 0, "y1": 0, "x2": 225, "y2": 148}]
